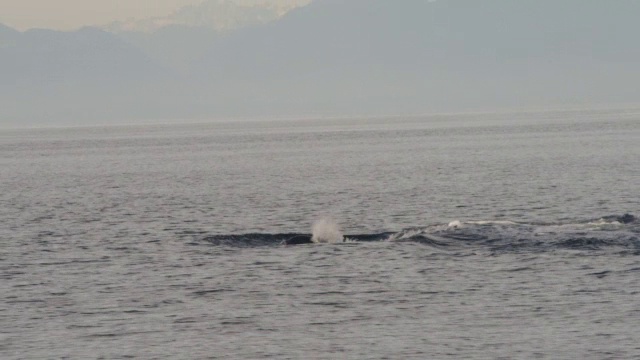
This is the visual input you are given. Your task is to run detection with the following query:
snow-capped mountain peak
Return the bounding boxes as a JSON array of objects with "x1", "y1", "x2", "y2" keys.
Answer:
[{"x1": 104, "y1": 0, "x2": 312, "y2": 33}]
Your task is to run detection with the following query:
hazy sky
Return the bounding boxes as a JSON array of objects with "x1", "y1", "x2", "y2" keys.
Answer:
[{"x1": 0, "y1": 0, "x2": 202, "y2": 31}]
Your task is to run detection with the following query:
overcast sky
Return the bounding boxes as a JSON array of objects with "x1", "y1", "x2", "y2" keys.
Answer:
[{"x1": 0, "y1": 0, "x2": 202, "y2": 30}]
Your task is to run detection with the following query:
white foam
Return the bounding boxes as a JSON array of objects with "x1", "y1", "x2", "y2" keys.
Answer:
[
  {"x1": 588, "y1": 219, "x2": 621, "y2": 226},
  {"x1": 311, "y1": 217, "x2": 344, "y2": 244},
  {"x1": 467, "y1": 220, "x2": 518, "y2": 225},
  {"x1": 448, "y1": 220, "x2": 463, "y2": 228}
]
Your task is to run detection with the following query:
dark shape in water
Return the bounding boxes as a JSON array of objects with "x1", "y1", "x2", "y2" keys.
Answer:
[
  {"x1": 600, "y1": 213, "x2": 636, "y2": 224},
  {"x1": 619, "y1": 214, "x2": 635, "y2": 224},
  {"x1": 283, "y1": 232, "x2": 394, "y2": 245},
  {"x1": 284, "y1": 235, "x2": 313, "y2": 245},
  {"x1": 204, "y1": 214, "x2": 637, "y2": 249}
]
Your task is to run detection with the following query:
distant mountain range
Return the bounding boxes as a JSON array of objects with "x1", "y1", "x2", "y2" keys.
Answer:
[
  {"x1": 0, "y1": 23, "x2": 20, "y2": 48},
  {"x1": 104, "y1": 0, "x2": 311, "y2": 33},
  {"x1": 105, "y1": 0, "x2": 311, "y2": 72},
  {"x1": 1, "y1": 0, "x2": 639, "y2": 126}
]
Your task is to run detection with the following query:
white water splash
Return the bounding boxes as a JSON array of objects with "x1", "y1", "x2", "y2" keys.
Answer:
[
  {"x1": 311, "y1": 218, "x2": 344, "y2": 244},
  {"x1": 448, "y1": 220, "x2": 463, "y2": 228}
]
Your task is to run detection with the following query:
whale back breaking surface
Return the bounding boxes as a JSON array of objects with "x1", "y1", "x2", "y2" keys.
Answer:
[{"x1": 200, "y1": 214, "x2": 639, "y2": 253}]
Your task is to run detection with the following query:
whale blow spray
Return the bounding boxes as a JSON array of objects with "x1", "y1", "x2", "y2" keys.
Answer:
[{"x1": 311, "y1": 218, "x2": 344, "y2": 243}]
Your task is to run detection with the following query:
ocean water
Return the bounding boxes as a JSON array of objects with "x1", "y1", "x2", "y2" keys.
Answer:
[{"x1": 1, "y1": 109, "x2": 639, "y2": 359}]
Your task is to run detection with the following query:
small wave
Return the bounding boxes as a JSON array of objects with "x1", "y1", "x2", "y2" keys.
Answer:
[{"x1": 200, "y1": 214, "x2": 639, "y2": 253}]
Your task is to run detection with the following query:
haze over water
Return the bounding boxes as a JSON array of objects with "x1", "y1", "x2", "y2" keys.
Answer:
[{"x1": 2, "y1": 109, "x2": 639, "y2": 358}]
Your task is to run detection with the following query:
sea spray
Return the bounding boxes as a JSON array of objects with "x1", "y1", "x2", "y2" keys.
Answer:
[{"x1": 311, "y1": 218, "x2": 344, "y2": 243}]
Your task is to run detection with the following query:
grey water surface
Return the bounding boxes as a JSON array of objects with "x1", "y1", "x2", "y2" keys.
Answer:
[{"x1": 2, "y1": 109, "x2": 640, "y2": 359}]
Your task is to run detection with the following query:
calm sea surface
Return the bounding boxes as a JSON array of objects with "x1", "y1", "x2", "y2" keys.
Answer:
[{"x1": 2, "y1": 109, "x2": 640, "y2": 359}]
